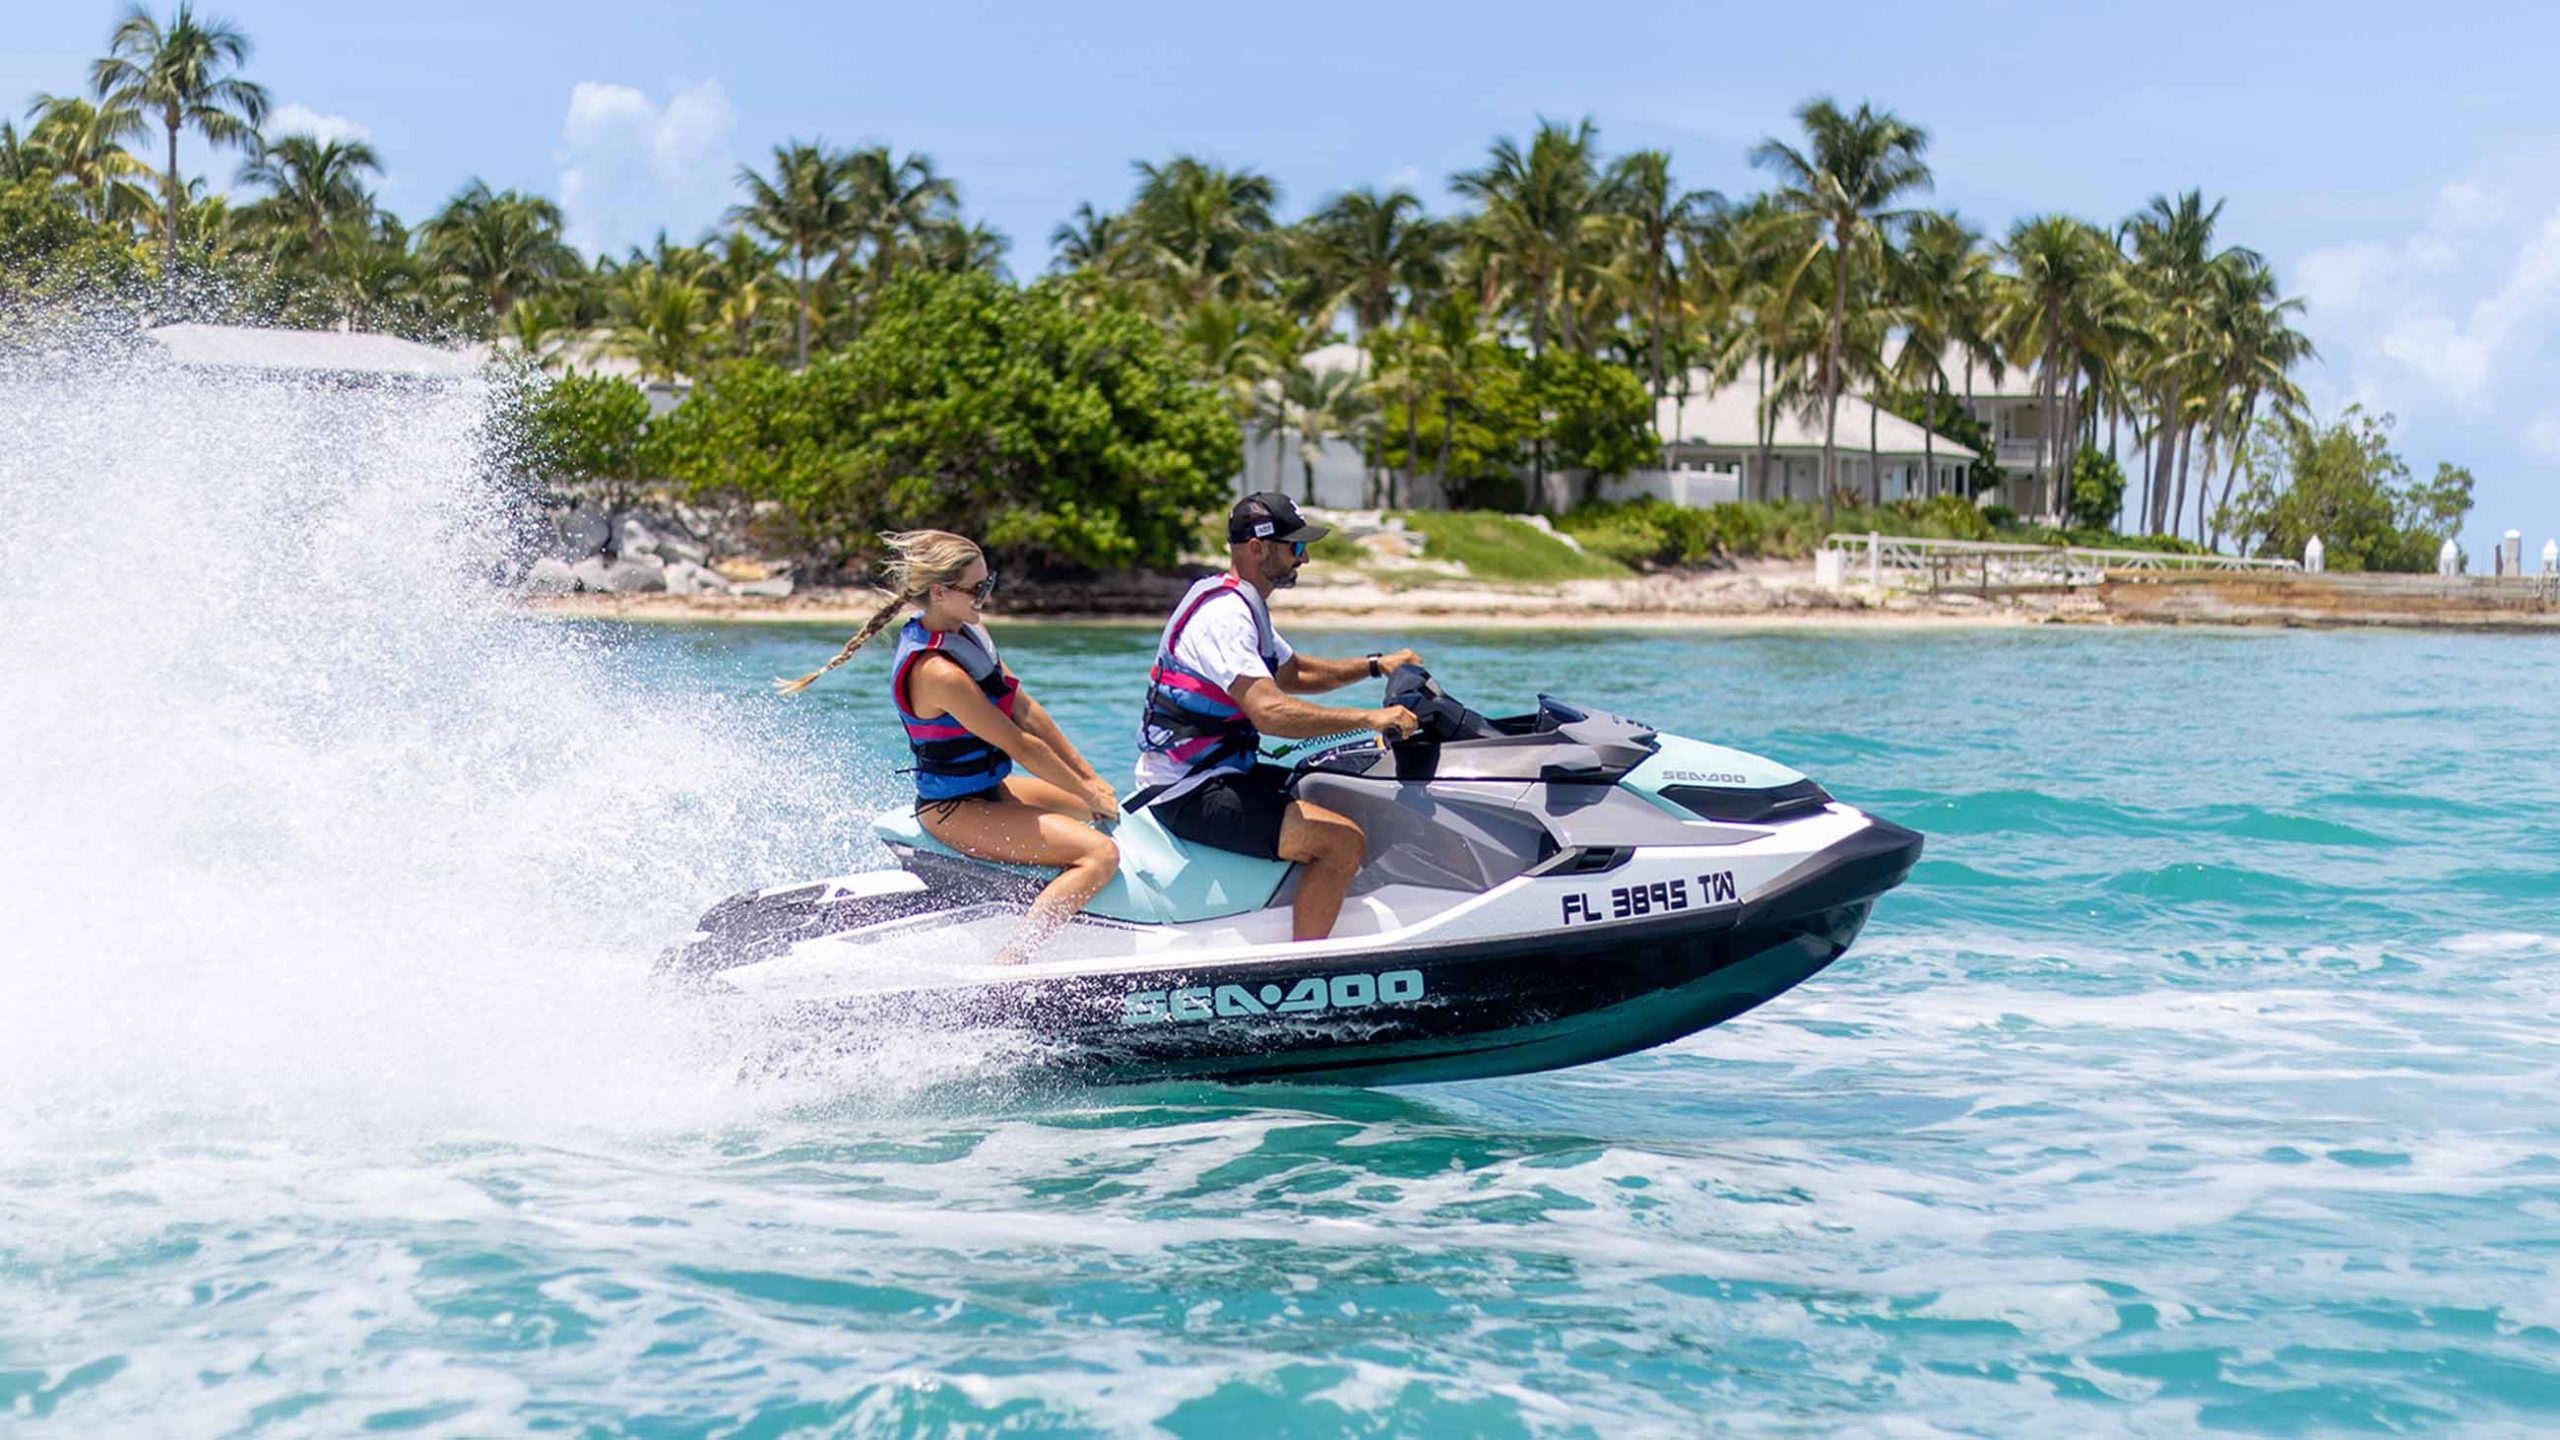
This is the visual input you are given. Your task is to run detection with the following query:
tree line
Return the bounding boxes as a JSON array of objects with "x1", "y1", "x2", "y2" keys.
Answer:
[{"x1": 2, "y1": 4, "x2": 2473, "y2": 568}]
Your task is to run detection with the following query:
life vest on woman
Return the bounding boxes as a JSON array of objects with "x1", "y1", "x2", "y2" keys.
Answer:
[
  {"x1": 891, "y1": 619, "x2": 1018, "y2": 800},
  {"x1": 1139, "y1": 575, "x2": 1281, "y2": 784}
]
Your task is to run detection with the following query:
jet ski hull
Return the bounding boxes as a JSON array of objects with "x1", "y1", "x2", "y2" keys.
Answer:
[{"x1": 674, "y1": 817, "x2": 1922, "y2": 1088}]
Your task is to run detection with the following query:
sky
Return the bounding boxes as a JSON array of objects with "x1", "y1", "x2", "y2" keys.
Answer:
[{"x1": 10, "y1": 0, "x2": 2557, "y2": 558}]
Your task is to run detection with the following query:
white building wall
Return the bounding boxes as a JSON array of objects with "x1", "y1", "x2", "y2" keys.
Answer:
[
  {"x1": 1236, "y1": 426, "x2": 1448, "y2": 509},
  {"x1": 1596, "y1": 468, "x2": 1744, "y2": 507}
]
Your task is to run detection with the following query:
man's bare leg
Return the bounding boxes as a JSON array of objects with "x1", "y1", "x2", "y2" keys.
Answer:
[{"x1": 1276, "y1": 799, "x2": 1366, "y2": 942}]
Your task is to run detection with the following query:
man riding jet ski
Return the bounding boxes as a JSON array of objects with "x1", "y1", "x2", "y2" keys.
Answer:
[
  {"x1": 662, "y1": 667, "x2": 1925, "y2": 1087},
  {"x1": 1134, "y1": 491, "x2": 1428, "y2": 942}
]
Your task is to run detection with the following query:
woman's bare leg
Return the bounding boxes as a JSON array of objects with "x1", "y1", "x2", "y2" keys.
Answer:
[
  {"x1": 991, "y1": 773, "x2": 1098, "y2": 822},
  {"x1": 921, "y1": 796, "x2": 1118, "y2": 961}
]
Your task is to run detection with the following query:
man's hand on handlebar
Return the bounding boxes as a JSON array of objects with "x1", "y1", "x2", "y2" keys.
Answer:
[
  {"x1": 1369, "y1": 704, "x2": 1421, "y2": 743},
  {"x1": 1375, "y1": 647, "x2": 1423, "y2": 675}
]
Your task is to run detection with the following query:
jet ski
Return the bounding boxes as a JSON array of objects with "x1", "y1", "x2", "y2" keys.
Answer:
[{"x1": 661, "y1": 674, "x2": 1922, "y2": 1087}]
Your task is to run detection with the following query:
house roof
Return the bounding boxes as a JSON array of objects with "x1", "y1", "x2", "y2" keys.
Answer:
[
  {"x1": 1657, "y1": 372, "x2": 1979, "y2": 461},
  {"x1": 1877, "y1": 341, "x2": 2046, "y2": 399},
  {"x1": 143, "y1": 324, "x2": 481, "y2": 378}
]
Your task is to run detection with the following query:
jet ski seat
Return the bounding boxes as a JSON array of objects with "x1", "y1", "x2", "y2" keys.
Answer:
[{"x1": 871, "y1": 805, "x2": 1294, "y2": 925}]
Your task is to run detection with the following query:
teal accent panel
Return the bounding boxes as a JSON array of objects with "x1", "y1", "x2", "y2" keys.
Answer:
[
  {"x1": 1620, "y1": 736, "x2": 1809, "y2": 816},
  {"x1": 870, "y1": 806, "x2": 1292, "y2": 924}
]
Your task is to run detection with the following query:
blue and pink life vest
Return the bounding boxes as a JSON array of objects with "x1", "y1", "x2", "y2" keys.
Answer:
[
  {"x1": 891, "y1": 619, "x2": 1018, "y2": 801},
  {"x1": 1139, "y1": 575, "x2": 1282, "y2": 784}
]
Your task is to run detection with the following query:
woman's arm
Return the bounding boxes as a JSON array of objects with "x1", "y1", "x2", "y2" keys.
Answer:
[{"x1": 912, "y1": 661, "x2": 1114, "y2": 818}]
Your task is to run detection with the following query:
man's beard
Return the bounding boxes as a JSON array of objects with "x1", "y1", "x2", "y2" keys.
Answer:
[{"x1": 1269, "y1": 557, "x2": 1300, "y2": 589}]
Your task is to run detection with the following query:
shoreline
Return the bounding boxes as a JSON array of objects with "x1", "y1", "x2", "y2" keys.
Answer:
[
  {"x1": 523, "y1": 565, "x2": 2066, "y2": 632},
  {"x1": 519, "y1": 563, "x2": 2560, "y2": 634}
]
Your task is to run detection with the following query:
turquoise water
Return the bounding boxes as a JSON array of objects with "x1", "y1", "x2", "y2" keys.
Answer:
[{"x1": 7, "y1": 611, "x2": 2557, "y2": 1434}]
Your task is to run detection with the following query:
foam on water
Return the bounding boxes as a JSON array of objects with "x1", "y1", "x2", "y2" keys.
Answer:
[{"x1": 0, "y1": 351, "x2": 944, "y2": 1139}]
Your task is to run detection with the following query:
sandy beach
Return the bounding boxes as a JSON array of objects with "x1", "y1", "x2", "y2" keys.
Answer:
[{"x1": 524, "y1": 560, "x2": 2076, "y2": 630}]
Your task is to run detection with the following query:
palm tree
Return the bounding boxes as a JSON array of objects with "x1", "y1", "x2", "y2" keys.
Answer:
[
  {"x1": 2192, "y1": 255, "x2": 2312, "y2": 546},
  {"x1": 729, "y1": 140, "x2": 857, "y2": 366},
  {"x1": 1451, "y1": 118, "x2": 1610, "y2": 358},
  {"x1": 22, "y1": 94, "x2": 156, "y2": 226},
  {"x1": 604, "y1": 265, "x2": 710, "y2": 383},
  {"x1": 236, "y1": 133, "x2": 380, "y2": 265},
  {"x1": 325, "y1": 214, "x2": 439, "y2": 334},
  {"x1": 1124, "y1": 156, "x2": 1278, "y2": 310},
  {"x1": 0, "y1": 121, "x2": 52, "y2": 187},
  {"x1": 1749, "y1": 98, "x2": 1932, "y2": 522},
  {"x1": 1282, "y1": 362, "x2": 1378, "y2": 505},
  {"x1": 1050, "y1": 202, "x2": 1120, "y2": 272},
  {"x1": 1890, "y1": 211, "x2": 1986, "y2": 498},
  {"x1": 2000, "y1": 215, "x2": 2120, "y2": 519},
  {"x1": 841, "y1": 144, "x2": 959, "y2": 302},
  {"x1": 89, "y1": 3, "x2": 270, "y2": 287},
  {"x1": 2122, "y1": 191, "x2": 2248, "y2": 534},
  {"x1": 698, "y1": 228, "x2": 777, "y2": 357},
  {"x1": 499, "y1": 295, "x2": 575, "y2": 369},
  {"x1": 420, "y1": 181, "x2": 580, "y2": 330},
  {"x1": 1605, "y1": 150, "x2": 1721, "y2": 419},
  {"x1": 918, "y1": 217, "x2": 1009, "y2": 278},
  {"x1": 1307, "y1": 187, "x2": 1443, "y2": 342}
]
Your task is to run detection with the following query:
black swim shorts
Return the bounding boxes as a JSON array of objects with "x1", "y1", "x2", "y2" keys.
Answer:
[{"x1": 1152, "y1": 766, "x2": 1295, "y2": 860}]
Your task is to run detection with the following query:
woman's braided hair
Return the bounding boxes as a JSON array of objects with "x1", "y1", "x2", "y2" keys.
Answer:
[{"x1": 773, "y1": 530, "x2": 985, "y2": 695}]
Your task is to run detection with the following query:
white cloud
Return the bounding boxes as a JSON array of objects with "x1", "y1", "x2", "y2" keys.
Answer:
[
  {"x1": 2524, "y1": 409, "x2": 2560, "y2": 461},
  {"x1": 554, "y1": 79, "x2": 737, "y2": 258},
  {"x1": 2293, "y1": 182, "x2": 2560, "y2": 412},
  {"x1": 2433, "y1": 179, "x2": 2506, "y2": 230},
  {"x1": 266, "y1": 102, "x2": 370, "y2": 145}
]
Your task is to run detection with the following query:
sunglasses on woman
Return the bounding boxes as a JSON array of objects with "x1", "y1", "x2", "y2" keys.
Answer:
[{"x1": 945, "y1": 572, "x2": 998, "y2": 603}]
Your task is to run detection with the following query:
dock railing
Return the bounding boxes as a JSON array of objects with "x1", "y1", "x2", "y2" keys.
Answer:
[{"x1": 1817, "y1": 532, "x2": 2301, "y2": 592}]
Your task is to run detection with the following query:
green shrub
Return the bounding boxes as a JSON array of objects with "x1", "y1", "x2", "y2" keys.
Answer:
[
  {"x1": 2068, "y1": 448, "x2": 2128, "y2": 531},
  {"x1": 1560, "y1": 495, "x2": 1998, "y2": 566},
  {"x1": 1392, "y1": 510, "x2": 1629, "y2": 582},
  {"x1": 656, "y1": 272, "x2": 1237, "y2": 573}
]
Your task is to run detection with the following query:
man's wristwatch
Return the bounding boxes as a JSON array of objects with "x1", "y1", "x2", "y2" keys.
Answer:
[{"x1": 1367, "y1": 653, "x2": 1384, "y2": 678}]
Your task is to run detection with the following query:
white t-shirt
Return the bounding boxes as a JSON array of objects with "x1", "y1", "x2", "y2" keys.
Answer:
[{"x1": 1133, "y1": 582, "x2": 1294, "y2": 791}]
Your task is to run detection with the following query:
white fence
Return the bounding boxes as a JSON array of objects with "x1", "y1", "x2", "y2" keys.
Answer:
[
  {"x1": 1594, "y1": 467, "x2": 1744, "y2": 509},
  {"x1": 1816, "y1": 532, "x2": 2301, "y2": 591}
]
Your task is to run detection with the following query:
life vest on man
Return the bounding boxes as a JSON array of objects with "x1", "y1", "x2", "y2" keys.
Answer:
[
  {"x1": 1139, "y1": 574, "x2": 1282, "y2": 784},
  {"x1": 890, "y1": 619, "x2": 1018, "y2": 800}
]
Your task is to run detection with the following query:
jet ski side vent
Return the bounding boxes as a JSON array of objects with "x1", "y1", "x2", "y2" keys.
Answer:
[
  {"x1": 1528, "y1": 845, "x2": 1634, "y2": 877},
  {"x1": 1659, "y1": 779, "x2": 1833, "y2": 825}
]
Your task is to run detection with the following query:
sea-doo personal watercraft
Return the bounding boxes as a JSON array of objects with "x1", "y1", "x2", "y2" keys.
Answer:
[{"x1": 662, "y1": 676, "x2": 1921, "y2": 1086}]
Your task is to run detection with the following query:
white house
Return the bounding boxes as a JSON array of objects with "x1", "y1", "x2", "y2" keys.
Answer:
[
  {"x1": 1656, "y1": 371, "x2": 1978, "y2": 504},
  {"x1": 1872, "y1": 342, "x2": 2083, "y2": 516},
  {"x1": 1236, "y1": 343, "x2": 1442, "y2": 508}
]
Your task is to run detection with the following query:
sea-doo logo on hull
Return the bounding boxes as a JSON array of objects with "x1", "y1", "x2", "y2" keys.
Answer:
[{"x1": 1122, "y1": 970, "x2": 1426, "y2": 1026}]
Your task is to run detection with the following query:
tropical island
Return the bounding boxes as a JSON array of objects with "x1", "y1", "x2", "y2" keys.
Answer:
[{"x1": 3, "y1": 4, "x2": 2520, "y2": 628}]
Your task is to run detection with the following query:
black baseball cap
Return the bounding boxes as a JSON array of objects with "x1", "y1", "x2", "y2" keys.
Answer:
[{"x1": 1227, "y1": 491, "x2": 1332, "y2": 546}]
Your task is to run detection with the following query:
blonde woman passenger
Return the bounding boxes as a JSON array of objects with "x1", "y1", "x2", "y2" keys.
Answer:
[{"x1": 779, "y1": 531, "x2": 1119, "y2": 961}]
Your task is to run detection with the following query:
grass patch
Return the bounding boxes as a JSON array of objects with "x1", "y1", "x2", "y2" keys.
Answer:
[{"x1": 1390, "y1": 510, "x2": 1631, "y2": 583}]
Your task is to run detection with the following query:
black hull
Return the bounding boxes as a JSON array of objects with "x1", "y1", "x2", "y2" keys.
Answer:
[{"x1": 707, "y1": 820, "x2": 1921, "y2": 1088}]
